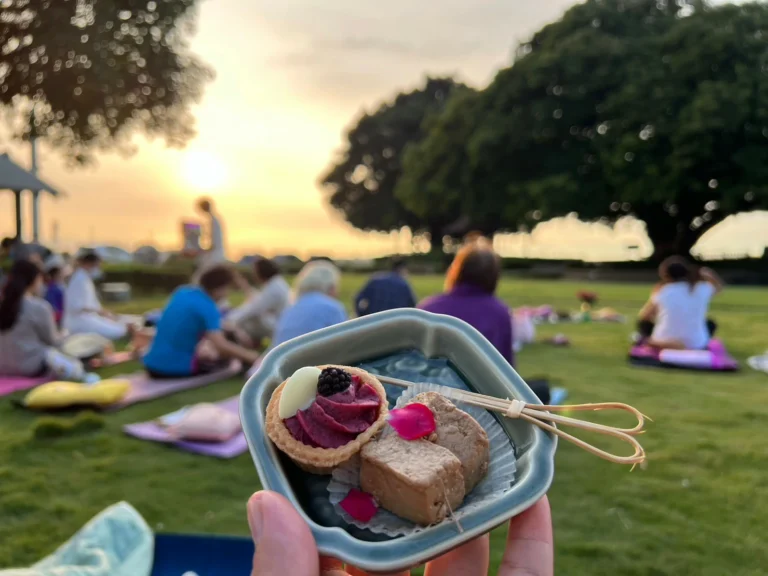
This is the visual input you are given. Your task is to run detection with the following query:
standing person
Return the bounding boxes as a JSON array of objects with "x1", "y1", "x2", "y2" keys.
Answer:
[
  {"x1": 354, "y1": 258, "x2": 416, "y2": 317},
  {"x1": 225, "y1": 258, "x2": 290, "y2": 344},
  {"x1": 63, "y1": 251, "x2": 131, "y2": 340},
  {"x1": 0, "y1": 260, "x2": 84, "y2": 380},
  {"x1": 419, "y1": 239, "x2": 513, "y2": 365},
  {"x1": 143, "y1": 265, "x2": 260, "y2": 378},
  {"x1": 271, "y1": 260, "x2": 347, "y2": 348},
  {"x1": 195, "y1": 197, "x2": 227, "y2": 276},
  {"x1": 637, "y1": 256, "x2": 723, "y2": 350}
]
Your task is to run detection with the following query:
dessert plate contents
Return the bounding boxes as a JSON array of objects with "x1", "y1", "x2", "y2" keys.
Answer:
[
  {"x1": 266, "y1": 365, "x2": 388, "y2": 474},
  {"x1": 327, "y1": 382, "x2": 518, "y2": 535}
]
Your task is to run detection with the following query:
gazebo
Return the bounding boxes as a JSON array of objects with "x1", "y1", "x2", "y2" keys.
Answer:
[{"x1": 0, "y1": 153, "x2": 62, "y2": 242}]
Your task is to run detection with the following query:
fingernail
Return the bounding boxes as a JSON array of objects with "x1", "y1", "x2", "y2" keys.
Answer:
[{"x1": 247, "y1": 494, "x2": 265, "y2": 543}]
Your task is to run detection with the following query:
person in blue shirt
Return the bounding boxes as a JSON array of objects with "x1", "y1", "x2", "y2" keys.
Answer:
[
  {"x1": 44, "y1": 266, "x2": 65, "y2": 326},
  {"x1": 143, "y1": 265, "x2": 260, "y2": 378},
  {"x1": 272, "y1": 260, "x2": 347, "y2": 348},
  {"x1": 354, "y1": 258, "x2": 416, "y2": 317}
]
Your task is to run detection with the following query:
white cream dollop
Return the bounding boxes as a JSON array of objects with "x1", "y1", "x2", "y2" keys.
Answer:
[{"x1": 278, "y1": 366, "x2": 322, "y2": 419}]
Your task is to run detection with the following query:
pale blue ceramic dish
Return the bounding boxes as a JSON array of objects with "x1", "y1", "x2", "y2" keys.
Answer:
[{"x1": 240, "y1": 309, "x2": 556, "y2": 573}]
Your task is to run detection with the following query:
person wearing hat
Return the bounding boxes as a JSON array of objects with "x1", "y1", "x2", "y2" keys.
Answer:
[{"x1": 63, "y1": 250, "x2": 132, "y2": 340}]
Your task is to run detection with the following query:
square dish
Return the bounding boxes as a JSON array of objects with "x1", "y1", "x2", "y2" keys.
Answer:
[{"x1": 240, "y1": 309, "x2": 556, "y2": 574}]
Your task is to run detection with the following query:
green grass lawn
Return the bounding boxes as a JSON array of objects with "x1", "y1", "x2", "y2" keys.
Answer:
[{"x1": 2, "y1": 275, "x2": 768, "y2": 575}]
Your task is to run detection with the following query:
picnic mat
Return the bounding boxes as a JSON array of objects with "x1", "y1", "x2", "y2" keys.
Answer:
[
  {"x1": 105, "y1": 360, "x2": 242, "y2": 412},
  {"x1": 123, "y1": 396, "x2": 247, "y2": 458},
  {"x1": 0, "y1": 375, "x2": 52, "y2": 398},
  {"x1": 629, "y1": 338, "x2": 738, "y2": 372}
]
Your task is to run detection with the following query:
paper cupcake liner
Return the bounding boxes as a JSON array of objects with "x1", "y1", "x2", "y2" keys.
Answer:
[{"x1": 327, "y1": 382, "x2": 517, "y2": 536}]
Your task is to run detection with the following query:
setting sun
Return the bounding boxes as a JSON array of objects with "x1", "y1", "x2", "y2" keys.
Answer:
[{"x1": 182, "y1": 150, "x2": 229, "y2": 192}]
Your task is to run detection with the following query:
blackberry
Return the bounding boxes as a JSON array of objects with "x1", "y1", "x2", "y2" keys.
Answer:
[{"x1": 317, "y1": 367, "x2": 352, "y2": 397}]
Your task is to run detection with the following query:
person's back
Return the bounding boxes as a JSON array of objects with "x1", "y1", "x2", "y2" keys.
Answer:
[
  {"x1": 143, "y1": 285, "x2": 221, "y2": 375},
  {"x1": 355, "y1": 271, "x2": 416, "y2": 316},
  {"x1": 0, "y1": 296, "x2": 58, "y2": 377},
  {"x1": 420, "y1": 285, "x2": 513, "y2": 364},
  {"x1": 45, "y1": 281, "x2": 65, "y2": 325},
  {"x1": 652, "y1": 281, "x2": 715, "y2": 350},
  {"x1": 273, "y1": 292, "x2": 347, "y2": 347},
  {"x1": 63, "y1": 267, "x2": 99, "y2": 327}
]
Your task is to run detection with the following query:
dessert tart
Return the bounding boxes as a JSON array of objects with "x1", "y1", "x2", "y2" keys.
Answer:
[{"x1": 266, "y1": 365, "x2": 388, "y2": 474}]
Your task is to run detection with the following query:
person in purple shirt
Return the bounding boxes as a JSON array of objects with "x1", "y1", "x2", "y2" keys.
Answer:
[
  {"x1": 419, "y1": 240, "x2": 551, "y2": 403},
  {"x1": 419, "y1": 241, "x2": 514, "y2": 365}
]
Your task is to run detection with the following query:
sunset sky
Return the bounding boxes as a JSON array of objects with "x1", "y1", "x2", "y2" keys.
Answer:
[{"x1": 1, "y1": 0, "x2": 767, "y2": 260}]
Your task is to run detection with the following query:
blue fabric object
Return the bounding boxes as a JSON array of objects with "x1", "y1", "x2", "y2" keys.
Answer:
[
  {"x1": 272, "y1": 292, "x2": 347, "y2": 347},
  {"x1": 44, "y1": 283, "x2": 64, "y2": 320},
  {"x1": 354, "y1": 272, "x2": 416, "y2": 317},
  {"x1": 150, "y1": 534, "x2": 253, "y2": 576},
  {"x1": 550, "y1": 387, "x2": 568, "y2": 406},
  {"x1": 0, "y1": 502, "x2": 153, "y2": 576},
  {"x1": 143, "y1": 285, "x2": 221, "y2": 375}
]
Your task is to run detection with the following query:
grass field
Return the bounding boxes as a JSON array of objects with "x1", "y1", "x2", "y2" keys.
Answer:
[{"x1": 2, "y1": 275, "x2": 768, "y2": 575}]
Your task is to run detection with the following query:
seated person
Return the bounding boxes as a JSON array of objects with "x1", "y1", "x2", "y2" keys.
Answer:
[
  {"x1": 1, "y1": 236, "x2": 52, "y2": 266},
  {"x1": 638, "y1": 257, "x2": 723, "y2": 350},
  {"x1": 225, "y1": 258, "x2": 290, "y2": 343},
  {"x1": 0, "y1": 260, "x2": 84, "y2": 380},
  {"x1": 143, "y1": 265, "x2": 260, "y2": 378},
  {"x1": 419, "y1": 239, "x2": 552, "y2": 403},
  {"x1": 419, "y1": 239, "x2": 513, "y2": 365},
  {"x1": 354, "y1": 258, "x2": 416, "y2": 317},
  {"x1": 63, "y1": 251, "x2": 132, "y2": 340},
  {"x1": 271, "y1": 260, "x2": 347, "y2": 348},
  {"x1": 44, "y1": 265, "x2": 65, "y2": 326}
]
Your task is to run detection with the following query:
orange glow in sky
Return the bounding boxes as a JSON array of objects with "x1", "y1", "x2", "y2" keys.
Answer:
[{"x1": 1, "y1": 0, "x2": 766, "y2": 260}]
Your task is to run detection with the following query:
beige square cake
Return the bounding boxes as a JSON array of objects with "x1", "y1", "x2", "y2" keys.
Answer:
[{"x1": 360, "y1": 432, "x2": 465, "y2": 525}]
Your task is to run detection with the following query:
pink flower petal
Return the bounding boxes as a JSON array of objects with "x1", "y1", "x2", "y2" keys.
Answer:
[
  {"x1": 387, "y1": 403, "x2": 436, "y2": 440},
  {"x1": 340, "y1": 488, "x2": 378, "y2": 523}
]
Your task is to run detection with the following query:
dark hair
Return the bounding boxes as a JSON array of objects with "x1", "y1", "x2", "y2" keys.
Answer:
[
  {"x1": 199, "y1": 264, "x2": 235, "y2": 293},
  {"x1": 659, "y1": 256, "x2": 697, "y2": 289},
  {"x1": 254, "y1": 258, "x2": 280, "y2": 281},
  {"x1": 78, "y1": 250, "x2": 101, "y2": 265},
  {"x1": 197, "y1": 197, "x2": 212, "y2": 213},
  {"x1": 1, "y1": 237, "x2": 14, "y2": 250},
  {"x1": 445, "y1": 241, "x2": 500, "y2": 294},
  {"x1": 0, "y1": 260, "x2": 41, "y2": 331},
  {"x1": 391, "y1": 258, "x2": 407, "y2": 272},
  {"x1": 47, "y1": 267, "x2": 62, "y2": 281}
]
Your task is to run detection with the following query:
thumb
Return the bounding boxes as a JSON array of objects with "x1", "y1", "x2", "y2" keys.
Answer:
[{"x1": 249, "y1": 491, "x2": 320, "y2": 576}]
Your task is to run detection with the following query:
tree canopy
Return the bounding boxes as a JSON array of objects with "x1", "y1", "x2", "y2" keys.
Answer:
[
  {"x1": 0, "y1": 0, "x2": 213, "y2": 162},
  {"x1": 396, "y1": 0, "x2": 768, "y2": 257},
  {"x1": 319, "y1": 77, "x2": 468, "y2": 249}
]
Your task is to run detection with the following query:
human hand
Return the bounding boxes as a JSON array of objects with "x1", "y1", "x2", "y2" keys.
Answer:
[{"x1": 247, "y1": 491, "x2": 552, "y2": 576}]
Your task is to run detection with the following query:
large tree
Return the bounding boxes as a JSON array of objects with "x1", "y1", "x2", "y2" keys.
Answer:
[
  {"x1": 397, "y1": 0, "x2": 768, "y2": 258},
  {"x1": 0, "y1": 0, "x2": 213, "y2": 162},
  {"x1": 319, "y1": 77, "x2": 467, "y2": 250}
]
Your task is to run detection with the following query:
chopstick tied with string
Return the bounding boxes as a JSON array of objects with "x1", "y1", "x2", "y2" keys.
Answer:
[{"x1": 378, "y1": 376, "x2": 648, "y2": 467}]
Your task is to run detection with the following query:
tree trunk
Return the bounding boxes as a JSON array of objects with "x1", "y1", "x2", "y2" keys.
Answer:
[
  {"x1": 637, "y1": 204, "x2": 723, "y2": 262},
  {"x1": 428, "y1": 224, "x2": 444, "y2": 253}
]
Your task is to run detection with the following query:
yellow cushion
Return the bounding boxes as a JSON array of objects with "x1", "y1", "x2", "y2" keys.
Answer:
[{"x1": 25, "y1": 380, "x2": 131, "y2": 409}]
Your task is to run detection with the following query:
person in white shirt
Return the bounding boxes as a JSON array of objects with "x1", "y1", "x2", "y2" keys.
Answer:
[
  {"x1": 225, "y1": 258, "x2": 290, "y2": 344},
  {"x1": 638, "y1": 257, "x2": 724, "y2": 350},
  {"x1": 63, "y1": 251, "x2": 132, "y2": 341}
]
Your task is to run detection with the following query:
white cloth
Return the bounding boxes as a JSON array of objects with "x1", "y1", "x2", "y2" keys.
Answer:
[
  {"x1": 651, "y1": 281, "x2": 715, "y2": 349},
  {"x1": 209, "y1": 212, "x2": 226, "y2": 261},
  {"x1": 63, "y1": 269, "x2": 101, "y2": 323},
  {"x1": 227, "y1": 276, "x2": 290, "y2": 334},
  {"x1": 63, "y1": 269, "x2": 128, "y2": 340},
  {"x1": 64, "y1": 314, "x2": 128, "y2": 341}
]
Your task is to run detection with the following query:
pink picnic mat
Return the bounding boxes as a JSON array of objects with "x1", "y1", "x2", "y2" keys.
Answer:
[
  {"x1": 0, "y1": 375, "x2": 52, "y2": 398},
  {"x1": 123, "y1": 396, "x2": 246, "y2": 458},
  {"x1": 104, "y1": 360, "x2": 242, "y2": 412}
]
